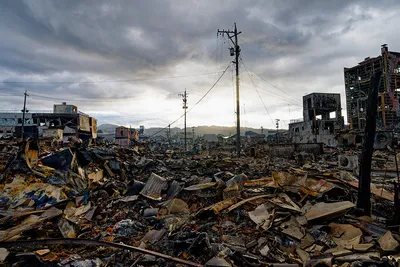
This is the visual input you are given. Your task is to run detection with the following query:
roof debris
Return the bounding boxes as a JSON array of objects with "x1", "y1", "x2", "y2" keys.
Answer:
[{"x1": 0, "y1": 139, "x2": 399, "y2": 266}]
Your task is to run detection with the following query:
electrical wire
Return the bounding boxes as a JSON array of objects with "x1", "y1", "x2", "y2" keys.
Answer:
[
  {"x1": 250, "y1": 86, "x2": 303, "y2": 107},
  {"x1": 2, "y1": 71, "x2": 223, "y2": 84},
  {"x1": 187, "y1": 63, "x2": 231, "y2": 113},
  {"x1": 248, "y1": 68, "x2": 302, "y2": 104},
  {"x1": 27, "y1": 93, "x2": 153, "y2": 103},
  {"x1": 239, "y1": 58, "x2": 274, "y2": 125},
  {"x1": 149, "y1": 63, "x2": 232, "y2": 138},
  {"x1": 239, "y1": 57, "x2": 302, "y2": 106}
]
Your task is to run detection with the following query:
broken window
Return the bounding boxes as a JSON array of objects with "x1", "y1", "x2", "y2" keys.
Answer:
[
  {"x1": 295, "y1": 128, "x2": 299, "y2": 132},
  {"x1": 18, "y1": 118, "x2": 22, "y2": 124}
]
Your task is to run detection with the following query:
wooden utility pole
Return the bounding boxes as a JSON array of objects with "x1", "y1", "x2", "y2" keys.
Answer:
[
  {"x1": 179, "y1": 89, "x2": 188, "y2": 151},
  {"x1": 218, "y1": 23, "x2": 241, "y2": 157},
  {"x1": 192, "y1": 127, "x2": 195, "y2": 145},
  {"x1": 167, "y1": 124, "x2": 171, "y2": 145},
  {"x1": 357, "y1": 71, "x2": 381, "y2": 215},
  {"x1": 21, "y1": 90, "x2": 29, "y2": 140},
  {"x1": 275, "y1": 119, "x2": 280, "y2": 143}
]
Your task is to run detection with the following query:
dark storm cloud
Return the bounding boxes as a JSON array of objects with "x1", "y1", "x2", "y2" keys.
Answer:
[{"x1": 1, "y1": 0, "x2": 399, "y2": 126}]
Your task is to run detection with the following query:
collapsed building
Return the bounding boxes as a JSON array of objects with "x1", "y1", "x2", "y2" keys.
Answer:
[
  {"x1": 345, "y1": 44, "x2": 400, "y2": 130},
  {"x1": 0, "y1": 102, "x2": 97, "y2": 142},
  {"x1": 289, "y1": 93, "x2": 344, "y2": 146}
]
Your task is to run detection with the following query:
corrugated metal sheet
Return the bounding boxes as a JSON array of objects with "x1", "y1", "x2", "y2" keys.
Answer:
[{"x1": 140, "y1": 173, "x2": 168, "y2": 201}]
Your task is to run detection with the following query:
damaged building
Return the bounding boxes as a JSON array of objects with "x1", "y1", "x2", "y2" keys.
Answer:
[
  {"x1": 33, "y1": 102, "x2": 97, "y2": 143},
  {"x1": 0, "y1": 102, "x2": 97, "y2": 142},
  {"x1": 0, "y1": 112, "x2": 37, "y2": 138},
  {"x1": 115, "y1": 126, "x2": 139, "y2": 147},
  {"x1": 289, "y1": 93, "x2": 344, "y2": 146},
  {"x1": 345, "y1": 44, "x2": 400, "y2": 130}
]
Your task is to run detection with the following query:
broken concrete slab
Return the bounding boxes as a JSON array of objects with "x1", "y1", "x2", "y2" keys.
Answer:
[
  {"x1": 141, "y1": 229, "x2": 166, "y2": 244},
  {"x1": 269, "y1": 193, "x2": 301, "y2": 212},
  {"x1": 352, "y1": 243, "x2": 373, "y2": 252},
  {"x1": 335, "y1": 252, "x2": 380, "y2": 262},
  {"x1": 0, "y1": 248, "x2": 9, "y2": 262},
  {"x1": 280, "y1": 216, "x2": 305, "y2": 240},
  {"x1": 248, "y1": 204, "x2": 274, "y2": 230},
  {"x1": 328, "y1": 223, "x2": 362, "y2": 249},
  {"x1": 305, "y1": 201, "x2": 355, "y2": 222},
  {"x1": 205, "y1": 256, "x2": 232, "y2": 267},
  {"x1": 379, "y1": 231, "x2": 399, "y2": 252}
]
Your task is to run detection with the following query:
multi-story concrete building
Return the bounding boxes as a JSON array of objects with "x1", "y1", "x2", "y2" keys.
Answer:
[
  {"x1": 344, "y1": 44, "x2": 400, "y2": 130},
  {"x1": 289, "y1": 93, "x2": 344, "y2": 146}
]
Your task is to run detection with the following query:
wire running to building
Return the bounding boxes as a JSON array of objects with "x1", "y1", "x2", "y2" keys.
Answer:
[
  {"x1": 239, "y1": 58, "x2": 275, "y2": 125},
  {"x1": 149, "y1": 63, "x2": 232, "y2": 138},
  {"x1": 238, "y1": 58, "x2": 302, "y2": 107},
  {"x1": 247, "y1": 66, "x2": 302, "y2": 105}
]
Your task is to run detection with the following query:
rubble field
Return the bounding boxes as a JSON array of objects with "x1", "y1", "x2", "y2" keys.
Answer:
[{"x1": 0, "y1": 139, "x2": 399, "y2": 267}]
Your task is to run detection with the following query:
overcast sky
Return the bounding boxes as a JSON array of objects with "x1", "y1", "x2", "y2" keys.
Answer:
[{"x1": 0, "y1": 0, "x2": 399, "y2": 129}]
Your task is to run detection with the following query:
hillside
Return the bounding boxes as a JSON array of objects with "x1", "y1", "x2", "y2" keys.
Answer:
[{"x1": 98, "y1": 124, "x2": 279, "y2": 136}]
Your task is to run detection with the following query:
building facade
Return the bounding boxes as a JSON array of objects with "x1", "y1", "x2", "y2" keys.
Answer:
[
  {"x1": 115, "y1": 126, "x2": 139, "y2": 146},
  {"x1": 0, "y1": 113, "x2": 36, "y2": 138},
  {"x1": 289, "y1": 93, "x2": 344, "y2": 146},
  {"x1": 0, "y1": 102, "x2": 97, "y2": 141},
  {"x1": 344, "y1": 44, "x2": 400, "y2": 130}
]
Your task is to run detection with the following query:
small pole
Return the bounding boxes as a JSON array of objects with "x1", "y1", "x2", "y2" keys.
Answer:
[
  {"x1": 192, "y1": 127, "x2": 195, "y2": 146},
  {"x1": 168, "y1": 124, "x2": 171, "y2": 145},
  {"x1": 276, "y1": 119, "x2": 280, "y2": 143},
  {"x1": 21, "y1": 90, "x2": 29, "y2": 140},
  {"x1": 179, "y1": 90, "x2": 188, "y2": 151}
]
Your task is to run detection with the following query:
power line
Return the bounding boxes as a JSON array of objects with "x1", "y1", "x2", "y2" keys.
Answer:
[
  {"x1": 149, "y1": 63, "x2": 231, "y2": 138},
  {"x1": 238, "y1": 58, "x2": 302, "y2": 106},
  {"x1": 239, "y1": 58, "x2": 274, "y2": 125},
  {"x1": 249, "y1": 69, "x2": 301, "y2": 104},
  {"x1": 28, "y1": 93, "x2": 154, "y2": 103},
  {"x1": 2, "y1": 71, "x2": 223, "y2": 84},
  {"x1": 187, "y1": 63, "x2": 231, "y2": 113}
]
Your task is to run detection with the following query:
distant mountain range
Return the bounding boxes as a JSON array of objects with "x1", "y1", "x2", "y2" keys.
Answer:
[{"x1": 98, "y1": 123, "x2": 281, "y2": 136}]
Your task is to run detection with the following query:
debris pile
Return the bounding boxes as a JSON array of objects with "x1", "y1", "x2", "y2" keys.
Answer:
[{"x1": 0, "y1": 140, "x2": 399, "y2": 266}]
